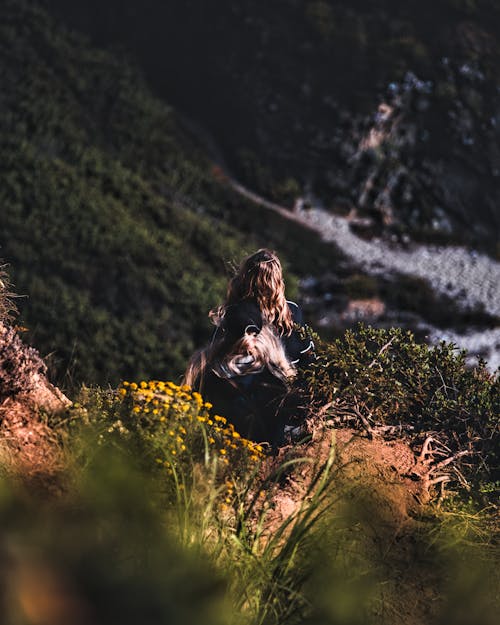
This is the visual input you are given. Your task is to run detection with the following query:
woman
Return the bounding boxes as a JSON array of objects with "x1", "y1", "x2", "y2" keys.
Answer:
[
  {"x1": 210, "y1": 249, "x2": 315, "y2": 367},
  {"x1": 184, "y1": 323, "x2": 296, "y2": 446},
  {"x1": 185, "y1": 249, "x2": 313, "y2": 446}
]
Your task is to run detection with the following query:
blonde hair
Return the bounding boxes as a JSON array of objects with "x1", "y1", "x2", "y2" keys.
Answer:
[
  {"x1": 184, "y1": 324, "x2": 295, "y2": 393},
  {"x1": 210, "y1": 249, "x2": 294, "y2": 336}
]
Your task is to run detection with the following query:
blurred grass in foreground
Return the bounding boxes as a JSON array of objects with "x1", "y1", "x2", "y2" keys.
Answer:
[{"x1": 1, "y1": 377, "x2": 498, "y2": 625}]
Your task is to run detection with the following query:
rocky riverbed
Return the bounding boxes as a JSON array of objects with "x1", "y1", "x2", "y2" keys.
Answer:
[{"x1": 295, "y1": 203, "x2": 500, "y2": 371}]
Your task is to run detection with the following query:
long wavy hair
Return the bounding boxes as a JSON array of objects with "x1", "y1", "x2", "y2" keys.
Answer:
[
  {"x1": 210, "y1": 249, "x2": 294, "y2": 336},
  {"x1": 184, "y1": 324, "x2": 295, "y2": 393}
]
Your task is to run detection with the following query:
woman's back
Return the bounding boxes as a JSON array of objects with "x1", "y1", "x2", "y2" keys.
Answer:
[{"x1": 214, "y1": 297, "x2": 314, "y2": 367}]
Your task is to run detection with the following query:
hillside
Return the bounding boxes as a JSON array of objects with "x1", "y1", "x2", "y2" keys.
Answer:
[
  {"x1": 0, "y1": 276, "x2": 498, "y2": 624},
  {"x1": 0, "y1": 3, "x2": 498, "y2": 622},
  {"x1": 2, "y1": 1, "x2": 499, "y2": 388},
  {"x1": 46, "y1": 0, "x2": 500, "y2": 254},
  {"x1": 0, "y1": 0, "x2": 348, "y2": 386}
]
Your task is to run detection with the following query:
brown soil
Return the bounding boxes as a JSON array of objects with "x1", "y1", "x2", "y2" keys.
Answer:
[
  {"x1": 266, "y1": 425, "x2": 432, "y2": 533},
  {"x1": 261, "y1": 424, "x2": 445, "y2": 625},
  {"x1": 0, "y1": 378, "x2": 70, "y2": 494}
]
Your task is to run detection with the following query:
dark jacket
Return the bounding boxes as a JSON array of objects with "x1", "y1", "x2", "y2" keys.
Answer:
[
  {"x1": 213, "y1": 298, "x2": 315, "y2": 367},
  {"x1": 201, "y1": 368, "x2": 288, "y2": 447}
]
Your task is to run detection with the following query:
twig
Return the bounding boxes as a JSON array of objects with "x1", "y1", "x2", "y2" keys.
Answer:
[
  {"x1": 431, "y1": 450, "x2": 472, "y2": 471},
  {"x1": 418, "y1": 435, "x2": 435, "y2": 463},
  {"x1": 353, "y1": 402, "x2": 375, "y2": 439},
  {"x1": 367, "y1": 336, "x2": 396, "y2": 369}
]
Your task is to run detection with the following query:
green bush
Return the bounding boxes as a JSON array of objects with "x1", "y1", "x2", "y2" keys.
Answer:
[{"x1": 304, "y1": 324, "x2": 499, "y2": 492}]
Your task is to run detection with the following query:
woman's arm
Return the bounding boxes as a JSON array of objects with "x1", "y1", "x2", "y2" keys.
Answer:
[{"x1": 285, "y1": 301, "x2": 315, "y2": 366}]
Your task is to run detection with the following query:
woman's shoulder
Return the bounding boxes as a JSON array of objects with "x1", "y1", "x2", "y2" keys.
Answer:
[{"x1": 286, "y1": 300, "x2": 303, "y2": 325}]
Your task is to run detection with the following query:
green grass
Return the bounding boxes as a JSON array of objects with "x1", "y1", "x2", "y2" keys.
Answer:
[{"x1": 3, "y1": 366, "x2": 496, "y2": 625}]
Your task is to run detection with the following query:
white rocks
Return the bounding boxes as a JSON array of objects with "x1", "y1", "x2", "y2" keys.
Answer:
[{"x1": 295, "y1": 205, "x2": 500, "y2": 318}]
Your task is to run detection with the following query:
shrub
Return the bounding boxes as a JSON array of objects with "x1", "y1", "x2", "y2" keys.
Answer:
[{"x1": 304, "y1": 324, "x2": 499, "y2": 491}]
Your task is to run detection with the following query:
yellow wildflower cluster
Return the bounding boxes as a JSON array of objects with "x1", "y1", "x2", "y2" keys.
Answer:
[{"x1": 118, "y1": 380, "x2": 265, "y2": 470}]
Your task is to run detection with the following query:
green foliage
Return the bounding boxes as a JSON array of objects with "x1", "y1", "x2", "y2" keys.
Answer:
[
  {"x1": 0, "y1": 451, "x2": 227, "y2": 625},
  {"x1": 0, "y1": 1, "x2": 253, "y2": 386},
  {"x1": 305, "y1": 324, "x2": 500, "y2": 489},
  {"x1": 38, "y1": 375, "x2": 500, "y2": 625},
  {"x1": 1, "y1": 1, "x2": 346, "y2": 387},
  {"x1": 51, "y1": 379, "x2": 342, "y2": 624}
]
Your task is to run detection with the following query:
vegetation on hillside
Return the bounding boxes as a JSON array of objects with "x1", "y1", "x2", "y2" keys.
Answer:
[
  {"x1": 2, "y1": 1, "x2": 498, "y2": 390},
  {"x1": 2, "y1": 358, "x2": 495, "y2": 625},
  {"x1": 1, "y1": 261, "x2": 499, "y2": 624},
  {"x1": 305, "y1": 324, "x2": 499, "y2": 498},
  {"x1": 1, "y1": 3, "x2": 498, "y2": 623},
  {"x1": 47, "y1": 0, "x2": 500, "y2": 253},
  {"x1": 0, "y1": 1, "x2": 355, "y2": 387}
]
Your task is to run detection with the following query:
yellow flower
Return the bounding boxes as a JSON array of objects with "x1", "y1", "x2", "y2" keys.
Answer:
[{"x1": 130, "y1": 382, "x2": 138, "y2": 390}]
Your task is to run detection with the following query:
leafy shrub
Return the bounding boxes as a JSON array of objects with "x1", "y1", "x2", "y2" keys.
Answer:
[{"x1": 304, "y1": 324, "x2": 499, "y2": 489}]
